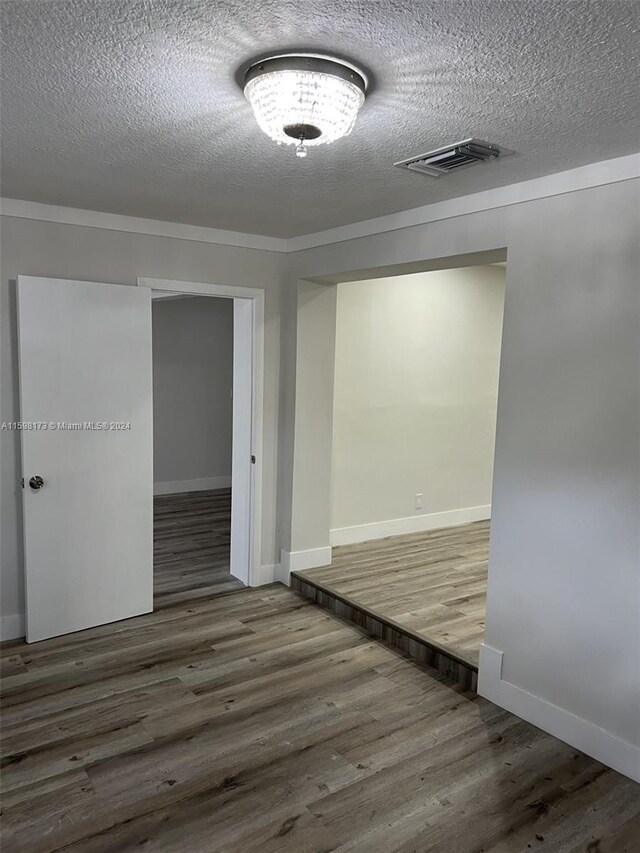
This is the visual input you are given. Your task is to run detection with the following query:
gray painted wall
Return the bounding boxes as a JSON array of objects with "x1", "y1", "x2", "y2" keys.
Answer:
[
  {"x1": 0, "y1": 219, "x2": 288, "y2": 627},
  {"x1": 152, "y1": 296, "x2": 233, "y2": 488},
  {"x1": 287, "y1": 175, "x2": 640, "y2": 769}
]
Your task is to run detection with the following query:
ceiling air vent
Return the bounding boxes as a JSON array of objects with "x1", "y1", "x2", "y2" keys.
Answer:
[{"x1": 395, "y1": 138, "x2": 509, "y2": 178}]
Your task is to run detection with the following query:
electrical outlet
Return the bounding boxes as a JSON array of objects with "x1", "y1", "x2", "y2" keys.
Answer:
[{"x1": 415, "y1": 493, "x2": 423, "y2": 511}]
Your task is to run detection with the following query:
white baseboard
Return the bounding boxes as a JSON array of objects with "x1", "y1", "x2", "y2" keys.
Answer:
[
  {"x1": 330, "y1": 505, "x2": 491, "y2": 547},
  {"x1": 1, "y1": 613, "x2": 25, "y2": 642},
  {"x1": 478, "y1": 643, "x2": 640, "y2": 783},
  {"x1": 154, "y1": 476, "x2": 231, "y2": 496},
  {"x1": 279, "y1": 546, "x2": 332, "y2": 584}
]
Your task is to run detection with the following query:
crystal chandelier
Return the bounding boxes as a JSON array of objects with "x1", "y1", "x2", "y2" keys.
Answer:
[{"x1": 243, "y1": 53, "x2": 367, "y2": 158}]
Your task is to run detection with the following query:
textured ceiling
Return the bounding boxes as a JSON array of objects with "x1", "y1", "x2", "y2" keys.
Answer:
[{"x1": 2, "y1": 1, "x2": 639, "y2": 238}]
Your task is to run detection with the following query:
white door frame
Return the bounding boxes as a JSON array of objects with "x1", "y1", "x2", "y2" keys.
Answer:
[{"x1": 138, "y1": 276, "x2": 264, "y2": 588}]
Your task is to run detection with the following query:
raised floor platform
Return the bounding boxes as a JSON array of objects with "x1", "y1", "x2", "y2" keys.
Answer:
[{"x1": 291, "y1": 520, "x2": 489, "y2": 690}]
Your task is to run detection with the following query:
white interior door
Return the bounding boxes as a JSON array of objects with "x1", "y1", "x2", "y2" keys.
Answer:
[{"x1": 17, "y1": 276, "x2": 153, "y2": 643}]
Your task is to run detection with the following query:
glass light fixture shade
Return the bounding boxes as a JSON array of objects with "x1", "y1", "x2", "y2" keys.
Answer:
[{"x1": 243, "y1": 55, "x2": 366, "y2": 149}]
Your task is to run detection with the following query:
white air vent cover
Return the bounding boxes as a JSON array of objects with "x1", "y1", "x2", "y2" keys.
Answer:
[{"x1": 395, "y1": 138, "x2": 511, "y2": 178}]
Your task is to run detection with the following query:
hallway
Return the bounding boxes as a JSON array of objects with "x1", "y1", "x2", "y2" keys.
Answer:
[{"x1": 153, "y1": 488, "x2": 243, "y2": 607}]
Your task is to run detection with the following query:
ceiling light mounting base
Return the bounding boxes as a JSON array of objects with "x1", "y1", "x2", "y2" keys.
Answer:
[{"x1": 284, "y1": 123, "x2": 322, "y2": 141}]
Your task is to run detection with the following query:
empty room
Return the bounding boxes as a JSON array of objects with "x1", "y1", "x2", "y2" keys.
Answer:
[
  {"x1": 293, "y1": 262, "x2": 505, "y2": 679},
  {"x1": 1, "y1": 2, "x2": 639, "y2": 851}
]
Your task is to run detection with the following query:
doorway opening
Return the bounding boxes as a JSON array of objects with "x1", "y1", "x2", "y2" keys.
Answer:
[
  {"x1": 292, "y1": 260, "x2": 506, "y2": 673},
  {"x1": 151, "y1": 293, "x2": 241, "y2": 605},
  {"x1": 140, "y1": 276, "x2": 264, "y2": 605}
]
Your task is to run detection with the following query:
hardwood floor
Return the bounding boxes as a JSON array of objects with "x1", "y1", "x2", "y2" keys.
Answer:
[
  {"x1": 154, "y1": 488, "x2": 243, "y2": 606},
  {"x1": 296, "y1": 520, "x2": 489, "y2": 666},
  {"x1": 2, "y1": 583, "x2": 638, "y2": 852},
  {"x1": 291, "y1": 573, "x2": 478, "y2": 689}
]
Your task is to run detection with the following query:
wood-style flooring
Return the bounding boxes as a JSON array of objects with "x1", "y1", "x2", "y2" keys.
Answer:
[
  {"x1": 1, "y1": 584, "x2": 638, "y2": 852},
  {"x1": 154, "y1": 488, "x2": 243, "y2": 606},
  {"x1": 297, "y1": 521, "x2": 489, "y2": 666}
]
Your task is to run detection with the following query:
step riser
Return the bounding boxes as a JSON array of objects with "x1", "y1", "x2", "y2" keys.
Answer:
[{"x1": 291, "y1": 574, "x2": 478, "y2": 692}]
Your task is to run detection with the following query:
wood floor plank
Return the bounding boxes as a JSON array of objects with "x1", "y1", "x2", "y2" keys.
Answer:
[{"x1": 1, "y1": 678, "x2": 196, "y2": 756}]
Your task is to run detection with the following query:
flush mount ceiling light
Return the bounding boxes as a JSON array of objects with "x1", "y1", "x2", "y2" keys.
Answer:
[{"x1": 243, "y1": 53, "x2": 367, "y2": 158}]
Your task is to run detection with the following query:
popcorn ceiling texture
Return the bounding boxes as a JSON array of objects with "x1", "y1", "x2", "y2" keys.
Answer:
[{"x1": 1, "y1": 0, "x2": 639, "y2": 238}]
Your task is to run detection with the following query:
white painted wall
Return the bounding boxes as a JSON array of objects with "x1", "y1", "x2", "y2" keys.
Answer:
[
  {"x1": 331, "y1": 265, "x2": 505, "y2": 542},
  {"x1": 0, "y1": 218, "x2": 288, "y2": 637},
  {"x1": 152, "y1": 296, "x2": 233, "y2": 492},
  {"x1": 287, "y1": 173, "x2": 640, "y2": 780}
]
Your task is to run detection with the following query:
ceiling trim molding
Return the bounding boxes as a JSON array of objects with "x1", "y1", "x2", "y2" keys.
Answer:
[
  {"x1": 0, "y1": 198, "x2": 288, "y2": 253},
  {"x1": 285, "y1": 153, "x2": 640, "y2": 252},
  {"x1": 2, "y1": 153, "x2": 638, "y2": 255}
]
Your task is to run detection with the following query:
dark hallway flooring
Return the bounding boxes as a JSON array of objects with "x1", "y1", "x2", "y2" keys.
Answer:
[{"x1": 153, "y1": 488, "x2": 243, "y2": 607}]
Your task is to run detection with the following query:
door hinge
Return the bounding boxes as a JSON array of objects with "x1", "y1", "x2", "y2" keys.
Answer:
[{"x1": 251, "y1": 455, "x2": 256, "y2": 464}]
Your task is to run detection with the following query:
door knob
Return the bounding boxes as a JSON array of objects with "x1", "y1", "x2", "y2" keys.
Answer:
[{"x1": 29, "y1": 475, "x2": 45, "y2": 490}]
